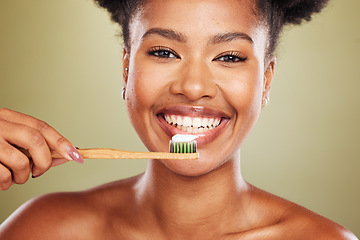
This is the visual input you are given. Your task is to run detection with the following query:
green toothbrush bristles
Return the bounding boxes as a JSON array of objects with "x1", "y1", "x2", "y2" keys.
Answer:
[{"x1": 169, "y1": 140, "x2": 197, "y2": 153}]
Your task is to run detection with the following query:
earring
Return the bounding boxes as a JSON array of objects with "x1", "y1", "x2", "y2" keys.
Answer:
[
  {"x1": 122, "y1": 87, "x2": 126, "y2": 100},
  {"x1": 262, "y1": 96, "x2": 270, "y2": 108},
  {"x1": 123, "y1": 67, "x2": 129, "y2": 79}
]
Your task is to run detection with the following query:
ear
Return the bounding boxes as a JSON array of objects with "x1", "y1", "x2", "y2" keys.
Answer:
[
  {"x1": 122, "y1": 47, "x2": 130, "y2": 86},
  {"x1": 262, "y1": 55, "x2": 276, "y2": 107}
]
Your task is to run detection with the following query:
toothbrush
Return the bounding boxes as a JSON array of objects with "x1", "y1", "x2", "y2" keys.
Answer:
[{"x1": 14, "y1": 135, "x2": 198, "y2": 160}]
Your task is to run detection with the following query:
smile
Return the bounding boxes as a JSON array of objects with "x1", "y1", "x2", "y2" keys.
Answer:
[
  {"x1": 164, "y1": 114, "x2": 221, "y2": 134},
  {"x1": 156, "y1": 105, "x2": 231, "y2": 146}
]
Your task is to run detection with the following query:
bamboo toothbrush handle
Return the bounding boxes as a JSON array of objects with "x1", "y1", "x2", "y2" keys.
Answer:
[
  {"x1": 16, "y1": 147, "x2": 199, "y2": 160},
  {"x1": 74, "y1": 148, "x2": 198, "y2": 160}
]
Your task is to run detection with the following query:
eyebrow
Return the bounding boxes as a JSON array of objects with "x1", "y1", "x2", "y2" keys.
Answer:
[
  {"x1": 141, "y1": 28, "x2": 253, "y2": 45},
  {"x1": 141, "y1": 28, "x2": 187, "y2": 43},
  {"x1": 209, "y1": 32, "x2": 254, "y2": 45}
]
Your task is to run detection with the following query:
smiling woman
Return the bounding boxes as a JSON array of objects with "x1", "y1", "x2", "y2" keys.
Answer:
[
  {"x1": 123, "y1": 0, "x2": 269, "y2": 177},
  {"x1": 0, "y1": 0, "x2": 359, "y2": 239}
]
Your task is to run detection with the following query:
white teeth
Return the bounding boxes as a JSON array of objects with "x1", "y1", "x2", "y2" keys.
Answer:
[
  {"x1": 186, "y1": 126, "x2": 193, "y2": 133},
  {"x1": 198, "y1": 127, "x2": 206, "y2": 133},
  {"x1": 171, "y1": 115, "x2": 177, "y2": 124},
  {"x1": 193, "y1": 118, "x2": 202, "y2": 128},
  {"x1": 201, "y1": 118, "x2": 208, "y2": 127},
  {"x1": 183, "y1": 117, "x2": 192, "y2": 127},
  {"x1": 176, "y1": 116, "x2": 183, "y2": 126},
  {"x1": 165, "y1": 115, "x2": 171, "y2": 123},
  {"x1": 163, "y1": 114, "x2": 222, "y2": 134},
  {"x1": 208, "y1": 118, "x2": 214, "y2": 126}
]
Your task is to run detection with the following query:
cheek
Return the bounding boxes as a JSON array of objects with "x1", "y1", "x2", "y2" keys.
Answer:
[
  {"x1": 126, "y1": 64, "x2": 182, "y2": 118},
  {"x1": 125, "y1": 59, "x2": 172, "y2": 136},
  {"x1": 126, "y1": 59, "x2": 174, "y2": 111},
  {"x1": 220, "y1": 64, "x2": 264, "y2": 146},
  {"x1": 220, "y1": 68, "x2": 263, "y2": 113},
  {"x1": 126, "y1": 69, "x2": 159, "y2": 112},
  {"x1": 127, "y1": 73, "x2": 150, "y2": 111},
  {"x1": 126, "y1": 71, "x2": 154, "y2": 139},
  {"x1": 125, "y1": 70, "x2": 157, "y2": 149}
]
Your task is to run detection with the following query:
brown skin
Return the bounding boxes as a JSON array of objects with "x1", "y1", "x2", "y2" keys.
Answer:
[
  {"x1": 0, "y1": 174, "x2": 354, "y2": 240},
  {"x1": 0, "y1": 108, "x2": 78, "y2": 189},
  {"x1": 0, "y1": 0, "x2": 357, "y2": 239}
]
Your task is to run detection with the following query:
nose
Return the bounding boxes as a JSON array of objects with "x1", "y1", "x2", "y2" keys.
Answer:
[{"x1": 170, "y1": 60, "x2": 217, "y2": 101}]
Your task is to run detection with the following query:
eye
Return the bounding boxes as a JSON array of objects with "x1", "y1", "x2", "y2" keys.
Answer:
[
  {"x1": 147, "y1": 46, "x2": 180, "y2": 59},
  {"x1": 213, "y1": 51, "x2": 247, "y2": 63}
]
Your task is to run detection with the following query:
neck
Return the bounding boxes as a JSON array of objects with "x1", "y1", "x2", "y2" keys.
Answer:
[{"x1": 135, "y1": 152, "x2": 250, "y2": 237}]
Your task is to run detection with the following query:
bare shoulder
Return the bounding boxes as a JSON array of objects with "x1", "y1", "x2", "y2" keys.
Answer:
[
  {"x1": 281, "y1": 204, "x2": 358, "y2": 240},
  {"x1": 237, "y1": 186, "x2": 358, "y2": 240},
  {"x1": 0, "y1": 175, "x2": 141, "y2": 240},
  {"x1": 0, "y1": 191, "x2": 100, "y2": 240}
]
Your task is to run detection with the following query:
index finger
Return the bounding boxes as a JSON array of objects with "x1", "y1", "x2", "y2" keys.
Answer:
[{"x1": 0, "y1": 109, "x2": 83, "y2": 164}]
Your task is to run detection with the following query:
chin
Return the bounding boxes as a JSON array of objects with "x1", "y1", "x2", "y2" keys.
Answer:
[{"x1": 159, "y1": 149, "x2": 232, "y2": 177}]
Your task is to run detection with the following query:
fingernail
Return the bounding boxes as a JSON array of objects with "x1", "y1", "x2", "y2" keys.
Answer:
[
  {"x1": 32, "y1": 173, "x2": 43, "y2": 179},
  {"x1": 68, "y1": 147, "x2": 84, "y2": 164}
]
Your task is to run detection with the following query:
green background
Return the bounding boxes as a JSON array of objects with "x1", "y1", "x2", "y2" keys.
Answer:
[{"x1": 0, "y1": 0, "x2": 359, "y2": 236}]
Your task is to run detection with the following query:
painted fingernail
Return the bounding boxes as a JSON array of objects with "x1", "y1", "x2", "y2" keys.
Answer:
[
  {"x1": 68, "y1": 147, "x2": 84, "y2": 164},
  {"x1": 32, "y1": 173, "x2": 43, "y2": 179}
]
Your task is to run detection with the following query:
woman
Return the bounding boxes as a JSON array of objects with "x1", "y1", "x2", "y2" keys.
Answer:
[{"x1": 0, "y1": 0, "x2": 358, "y2": 239}]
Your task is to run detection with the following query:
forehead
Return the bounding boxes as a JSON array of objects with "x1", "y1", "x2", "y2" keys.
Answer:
[
  {"x1": 129, "y1": 0, "x2": 268, "y2": 51},
  {"x1": 144, "y1": 0, "x2": 257, "y2": 20}
]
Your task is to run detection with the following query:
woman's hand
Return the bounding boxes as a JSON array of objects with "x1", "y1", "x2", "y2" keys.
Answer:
[{"x1": 0, "y1": 108, "x2": 83, "y2": 190}]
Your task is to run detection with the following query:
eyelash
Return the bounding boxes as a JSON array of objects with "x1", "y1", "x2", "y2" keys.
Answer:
[
  {"x1": 213, "y1": 51, "x2": 247, "y2": 63},
  {"x1": 147, "y1": 46, "x2": 180, "y2": 59},
  {"x1": 147, "y1": 47, "x2": 247, "y2": 64}
]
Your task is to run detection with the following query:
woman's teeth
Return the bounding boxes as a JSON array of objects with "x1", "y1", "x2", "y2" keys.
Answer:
[{"x1": 164, "y1": 114, "x2": 221, "y2": 134}]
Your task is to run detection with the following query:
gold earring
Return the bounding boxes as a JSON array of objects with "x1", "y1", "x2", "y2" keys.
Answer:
[
  {"x1": 122, "y1": 87, "x2": 126, "y2": 100},
  {"x1": 262, "y1": 96, "x2": 270, "y2": 108}
]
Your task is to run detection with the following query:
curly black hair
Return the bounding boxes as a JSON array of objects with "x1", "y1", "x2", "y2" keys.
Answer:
[
  {"x1": 94, "y1": 0, "x2": 329, "y2": 56},
  {"x1": 257, "y1": 0, "x2": 329, "y2": 55}
]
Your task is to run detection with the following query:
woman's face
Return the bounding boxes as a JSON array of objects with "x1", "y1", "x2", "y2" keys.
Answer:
[{"x1": 124, "y1": 0, "x2": 274, "y2": 176}]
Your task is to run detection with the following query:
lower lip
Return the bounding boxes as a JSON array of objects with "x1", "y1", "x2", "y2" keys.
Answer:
[{"x1": 157, "y1": 115, "x2": 230, "y2": 147}]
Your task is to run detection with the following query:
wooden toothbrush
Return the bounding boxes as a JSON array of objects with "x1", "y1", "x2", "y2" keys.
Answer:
[{"x1": 15, "y1": 135, "x2": 199, "y2": 160}]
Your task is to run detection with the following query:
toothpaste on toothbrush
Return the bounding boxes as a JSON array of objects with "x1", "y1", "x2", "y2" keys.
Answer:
[{"x1": 169, "y1": 134, "x2": 198, "y2": 153}]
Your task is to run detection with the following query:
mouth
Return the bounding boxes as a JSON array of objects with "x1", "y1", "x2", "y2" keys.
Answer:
[
  {"x1": 163, "y1": 114, "x2": 221, "y2": 134},
  {"x1": 156, "y1": 106, "x2": 230, "y2": 146}
]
